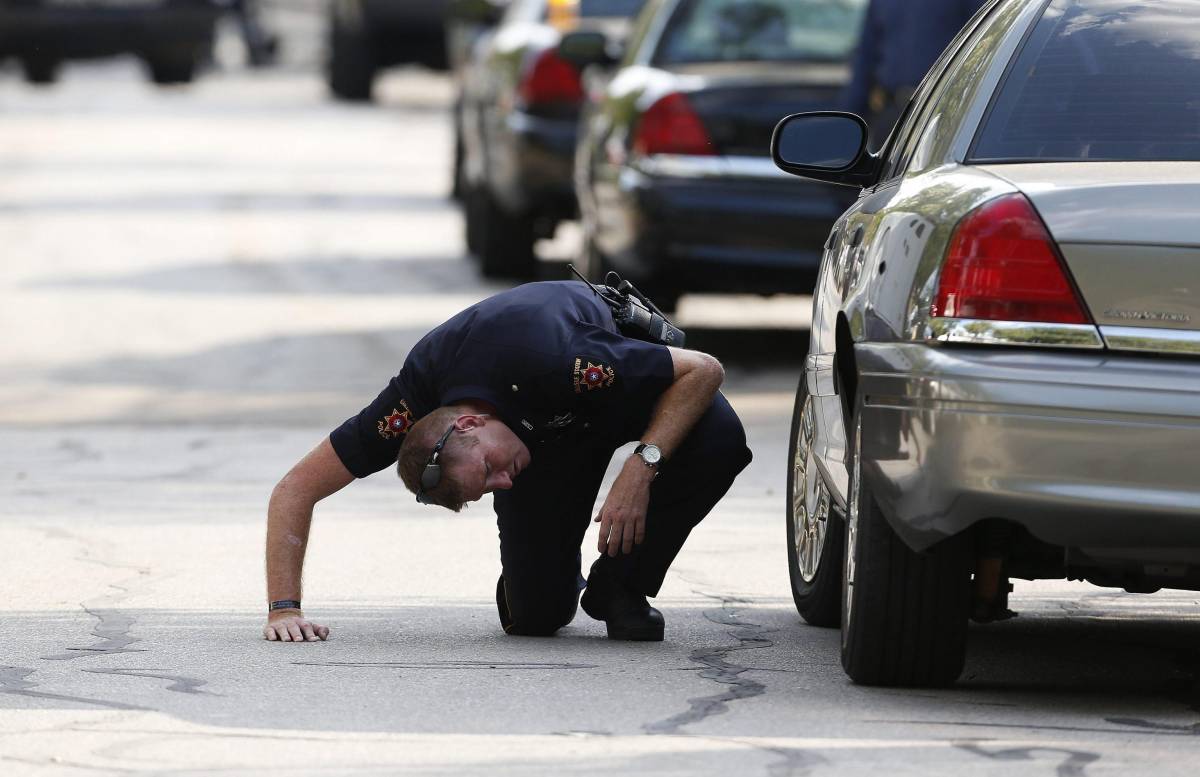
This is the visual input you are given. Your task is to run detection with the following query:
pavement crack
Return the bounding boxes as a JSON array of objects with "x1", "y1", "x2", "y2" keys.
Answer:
[
  {"x1": 0, "y1": 666, "x2": 147, "y2": 711},
  {"x1": 81, "y1": 668, "x2": 214, "y2": 695},
  {"x1": 955, "y1": 741, "x2": 1100, "y2": 777},
  {"x1": 36, "y1": 530, "x2": 153, "y2": 661},
  {"x1": 643, "y1": 592, "x2": 774, "y2": 735}
]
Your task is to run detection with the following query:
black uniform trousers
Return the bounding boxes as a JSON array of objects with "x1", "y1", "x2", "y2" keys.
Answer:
[{"x1": 492, "y1": 392, "x2": 752, "y2": 636}]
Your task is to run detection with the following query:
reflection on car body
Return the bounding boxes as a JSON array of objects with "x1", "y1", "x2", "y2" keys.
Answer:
[
  {"x1": 774, "y1": 0, "x2": 1200, "y2": 687},
  {"x1": 574, "y1": 0, "x2": 866, "y2": 310}
]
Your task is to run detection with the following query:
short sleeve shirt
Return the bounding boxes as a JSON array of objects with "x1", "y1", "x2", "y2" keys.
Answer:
[{"x1": 329, "y1": 281, "x2": 675, "y2": 478}]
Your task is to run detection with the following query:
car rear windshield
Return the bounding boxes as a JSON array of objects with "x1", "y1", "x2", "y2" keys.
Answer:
[
  {"x1": 652, "y1": 0, "x2": 866, "y2": 66},
  {"x1": 971, "y1": 0, "x2": 1200, "y2": 162}
]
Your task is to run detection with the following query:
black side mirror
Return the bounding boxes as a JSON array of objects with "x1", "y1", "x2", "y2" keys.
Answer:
[
  {"x1": 558, "y1": 30, "x2": 619, "y2": 69},
  {"x1": 448, "y1": 0, "x2": 507, "y2": 26},
  {"x1": 771, "y1": 111, "x2": 880, "y2": 188}
]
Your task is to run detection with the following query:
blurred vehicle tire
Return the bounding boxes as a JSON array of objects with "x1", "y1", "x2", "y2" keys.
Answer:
[
  {"x1": 145, "y1": 50, "x2": 198, "y2": 85},
  {"x1": 786, "y1": 375, "x2": 844, "y2": 628},
  {"x1": 841, "y1": 403, "x2": 971, "y2": 687},
  {"x1": 20, "y1": 57, "x2": 60, "y2": 85},
  {"x1": 466, "y1": 188, "x2": 536, "y2": 279},
  {"x1": 328, "y1": 0, "x2": 375, "y2": 101}
]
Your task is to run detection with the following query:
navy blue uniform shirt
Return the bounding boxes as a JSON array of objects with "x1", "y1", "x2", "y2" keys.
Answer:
[
  {"x1": 843, "y1": 0, "x2": 986, "y2": 116},
  {"x1": 330, "y1": 282, "x2": 676, "y2": 478}
]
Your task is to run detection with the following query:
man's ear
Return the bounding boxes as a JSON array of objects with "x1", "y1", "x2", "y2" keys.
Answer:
[{"x1": 454, "y1": 414, "x2": 487, "y2": 432}]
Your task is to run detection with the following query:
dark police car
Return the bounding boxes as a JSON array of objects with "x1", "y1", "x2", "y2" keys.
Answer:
[
  {"x1": 0, "y1": 0, "x2": 221, "y2": 85},
  {"x1": 458, "y1": 0, "x2": 647, "y2": 279},
  {"x1": 572, "y1": 0, "x2": 866, "y2": 310}
]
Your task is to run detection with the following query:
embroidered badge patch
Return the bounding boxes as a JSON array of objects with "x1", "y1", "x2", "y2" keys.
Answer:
[
  {"x1": 573, "y1": 358, "x2": 615, "y2": 393},
  {"x1": 377, "y1": 400, "x2": 414, "y2": 440}
]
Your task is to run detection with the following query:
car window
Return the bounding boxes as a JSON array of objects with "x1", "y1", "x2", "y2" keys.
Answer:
[
  {"x1": 877, "y1": 0, "x2": 1001, "y2": 181},
  {"x1": 894, "y1": 0, "x2": 1024, "y2": 176},
  {"x1": 651, "y1": 0, "x2": 867, "y2": 66},
  {"x1": 620, "y1": 0, "x2": 667, "y2": 66},
  {"x1": 971, "y1": 0, "x2": 1200, "y2": 162},
  {"x1": 578, "y1": 0, "x2": 649, "y2": 15}
]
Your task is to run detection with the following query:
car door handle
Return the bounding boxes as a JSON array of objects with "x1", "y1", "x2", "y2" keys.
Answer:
[{"x1": 849, "y1": 225, "x2": 865, "y2": 248}]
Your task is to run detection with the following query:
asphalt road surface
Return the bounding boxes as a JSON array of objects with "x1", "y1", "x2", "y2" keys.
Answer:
[{"x1": 3, "y1": 58, "x2": 1200, "y2": 777}]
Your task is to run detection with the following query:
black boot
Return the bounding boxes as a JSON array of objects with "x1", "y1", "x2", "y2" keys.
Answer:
[{"x1": 580, "y1": 558, "x2": 664, "y2": 641}]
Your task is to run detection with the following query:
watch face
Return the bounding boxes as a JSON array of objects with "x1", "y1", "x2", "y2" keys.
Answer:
[{"x1": 641, "y1": 445, "x2": 662, "y2": 465}]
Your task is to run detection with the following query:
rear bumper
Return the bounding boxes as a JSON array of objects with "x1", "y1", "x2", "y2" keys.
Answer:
[
  {"x1": 0, "y1": 2, "x2": 218, "y2": 58},
  {"x1": 857, "y1": 342, "x2": 1200, "y2": 561},
  {"x1": 603, "y1": 155, "x2": 852, "y2": 293}
]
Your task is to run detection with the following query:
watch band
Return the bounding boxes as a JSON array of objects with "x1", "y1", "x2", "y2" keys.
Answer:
[{"x1": 269, "y1": 600, "x2": 302, "y2": 612}]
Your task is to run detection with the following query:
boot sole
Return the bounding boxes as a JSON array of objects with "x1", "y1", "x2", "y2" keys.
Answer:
[{"x1": 605, "y1": 621, "x2": 664, "y2": 641}]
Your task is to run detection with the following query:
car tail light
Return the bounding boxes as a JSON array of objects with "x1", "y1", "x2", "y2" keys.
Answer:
[
  {"x1": 632, "y1": 93, "x2": 716, "y2": 157},
  {"x1": 518, "y1": 49, "x2": 583, "y2": 108},
  {"x1": 932, "y1": 193, "x2": 1091, "y2": 324}
]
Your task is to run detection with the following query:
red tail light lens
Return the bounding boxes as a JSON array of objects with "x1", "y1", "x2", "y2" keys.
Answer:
[
  {"x1": 518, "y1": 49, "x2": 583, "y2": 107},
  {"x1": 933, "y1": 193, "x2": 1091, "y2": 324},
  {"x1": 632, "y1": 93, "x2": 715, "y2": 157}
]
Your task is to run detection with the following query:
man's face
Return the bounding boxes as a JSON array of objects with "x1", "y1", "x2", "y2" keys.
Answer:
[{"x1": 451, "y1": 417, "x2": 531, "y2": 503}]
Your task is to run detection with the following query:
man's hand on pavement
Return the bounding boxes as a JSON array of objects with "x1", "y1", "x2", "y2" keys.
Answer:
[
  {"x1": 594, "y1": 456, "x2": 655, "y2": 556},
  {"x1": 263, "y1": 611, "x2": 330, "y2": 642}
]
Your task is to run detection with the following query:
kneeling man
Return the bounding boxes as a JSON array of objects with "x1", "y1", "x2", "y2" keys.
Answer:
[{"x1": 263, "y1": 281, "x2": 752, "y2": 642}]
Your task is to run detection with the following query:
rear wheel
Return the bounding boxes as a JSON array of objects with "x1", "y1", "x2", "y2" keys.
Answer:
[
  {"x1": 786, "y1": 376, "x2": 844, "y2": 627},
  {"x1": 145, "y1": 52, "x2": 197, "y2": 85},
  {"x1": 20, "y1": 57, "x2": 60, "y2": 85},
  {"x1": 841, "y1": 401, "x2": 971, "y2": 687},
  {"x1": 328, "y1": 1, "x2": 375, "y2": 101},
  {"x1": 466, "y1": 187, "x2": 536, "y2": 279}
]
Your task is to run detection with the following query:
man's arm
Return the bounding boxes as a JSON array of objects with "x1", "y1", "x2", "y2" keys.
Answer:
[
  {"x1": 594, "y1": 347, "x2": 724, "y2": 556},
  {"x1": 264, "y1": 437, "x2": 355, "y2": 642}
]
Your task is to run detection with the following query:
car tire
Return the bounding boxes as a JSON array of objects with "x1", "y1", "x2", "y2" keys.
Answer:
[
  {"x1": 145, "y1": 53, "x2": 197, "y2": 85},
  {"x1": 841, "y1": 399, "x2": 971, "y2": 687},
  {"x1": 467, "y1": 188, "x2": 536, "y2": 279},
  {"x1": 328, "y1": 1, "x2": 375, "y2": 102},
  {"x1": 786, "y1": 375, "x2": 844, "y2": 627},
  {"x1": 20, "y1": 57, "x2": 60, "y2": 85}
]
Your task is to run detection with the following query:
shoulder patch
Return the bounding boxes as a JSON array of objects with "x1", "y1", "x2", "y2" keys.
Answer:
[
  {"x1": 377, "y1": 400, "x2": 414, "y2": 439},
  {"x1": 573, "y1": 357, "x2": 616, "y2": 393}
]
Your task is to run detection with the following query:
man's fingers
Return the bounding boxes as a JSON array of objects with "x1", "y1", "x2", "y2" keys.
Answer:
[
  {"x1": 634, "y1": 514, "x2": 646, "y2": 546},
  {"x1": 315, "y1": 625, "x2": 330, "y2": 640},
  {"x1": 277, "y1": 627, "x2": 293, "y2": 642},
  {"x1": 286, "y1": 624, "x2": 304, "y2": 642},
  {"x1": 621, "y1": 522, "x2": 636, "y2": 555},
  {"x1": 300, "y1": 623, "x2": 318, "y2": 642},
  {"x1": 263, "y1": 626, "x2": 278, "y2": 641},
  {"x1": 597, "y1": 515, "x2": 612, "y2": 554}
]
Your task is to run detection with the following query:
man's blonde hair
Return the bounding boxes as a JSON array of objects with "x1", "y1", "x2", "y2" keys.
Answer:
[{"x1": 397, "y1": 407, "x2": 479, "y2": 512}]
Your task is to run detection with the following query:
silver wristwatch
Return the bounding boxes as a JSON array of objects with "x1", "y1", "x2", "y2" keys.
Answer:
[{"x1": 634, "y1": 443, "x2": 663, "y2": 470}]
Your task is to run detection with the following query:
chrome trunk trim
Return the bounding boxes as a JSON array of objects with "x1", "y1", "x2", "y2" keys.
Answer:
[
  {"x1": 927, "y1": 318, "x2": 1104, "y2": 348},
  {"x1": 1101, "y1": 326, "x2": 1200, "y2": 355}
]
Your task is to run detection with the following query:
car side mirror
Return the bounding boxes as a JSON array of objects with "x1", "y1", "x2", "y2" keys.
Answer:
[
  {"x1": 771, "y1": 111, "x2": 880, "y2": 188},
  {"x1": 558, "y1": 30, "x2": 619, "y2": 69}
]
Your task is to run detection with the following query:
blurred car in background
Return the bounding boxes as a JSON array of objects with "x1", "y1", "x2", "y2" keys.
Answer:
[
  {"x1": 573, "y1": 0, "x2": 866, "y2": 310},
  {"x1": 327, "y1": 0, "x2": 451, "y2": 101},
  {"x1": 775, "y1": 0, "x2": 1200, "y2": 687},
  {"x1": 458, "y1": 0, "x2": 648, "y2": 278},
  {"x1": 447, "y1": 0, "x2": 511, "y2": 199},
  {"x1": 0, "y1": 0, "x2": 222, "y2": 85}
]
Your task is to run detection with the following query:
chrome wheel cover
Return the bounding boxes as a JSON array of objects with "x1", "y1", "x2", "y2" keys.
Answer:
[{"x1": 792, "y1": 394, "x2": 831, "y2": 584}]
